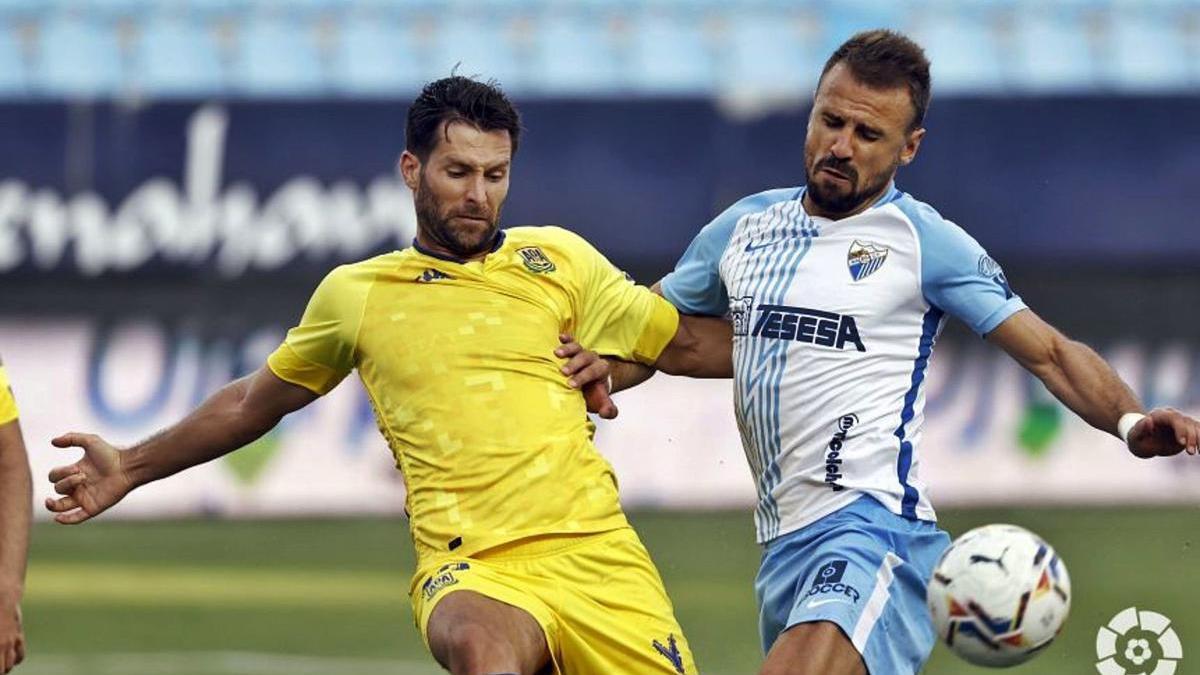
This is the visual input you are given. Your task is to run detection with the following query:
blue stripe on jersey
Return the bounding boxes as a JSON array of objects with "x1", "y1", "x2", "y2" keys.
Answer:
[
  {"x1": 751, "y1": 201, "x2": 803, "y2": 535},
  {"x1": 762, "y1": 208, "x2": 813, "y2": 539},
  {"x1": 761, "y1": 212, "x2": 820, "y2": 541},
  {"x1": 734, "y1": 197, "x2": 811, "y2": 540},
  {"x1": 894, "y1": 306, "x2": 944, "y2": 519}
]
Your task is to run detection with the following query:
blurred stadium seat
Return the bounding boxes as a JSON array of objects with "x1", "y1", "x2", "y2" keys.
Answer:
[
  {"x1": 328, "y1": 11, "x2": 425, "y2": 96},
  {"x1": 36, "y1": 10, "x2": 123, "y2": 96},
  {"x1": 0, "y1": 19, "x2": 26, "y2": 93},
  {"x1": 722, "y1": 11, "x2": 820, "y2": 95},
  {"x1": 1108, "y1": 0, "x2": 1190, "y2": 90},
  {"x1": 1010, "y1": 0, "x2": 1099, "y2": 91},
  {"x1": 530, "y1": 11, "x2": 624, "y2": 95},
  {"x1": 133, "y1": 12, "x2": 227, "y2": 96},
  {"x1": 431, "y1": 13, "x2": 526, "y2": 92},
  {"x1": 0, "y1": 0, "x2": 1196, "y2": 98},
  {"x1": 230, "y1": 10, "x2": 325, "y2": 95},
  {"x1": 910, "y1": 1, "x2": 1008, "y2": 92},
  {"x1": 626, "y1": 10, "x2": 715, "y2": 95}
]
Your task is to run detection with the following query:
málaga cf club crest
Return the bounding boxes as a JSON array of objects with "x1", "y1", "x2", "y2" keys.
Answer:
[{"x1": 847, "y1": 240, "x2": 889, "y2": 281}]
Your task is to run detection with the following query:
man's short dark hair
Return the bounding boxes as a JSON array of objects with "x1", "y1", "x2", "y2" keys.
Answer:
[
  {"x1": 819, "y1": 30, "x2": 931, "y2": 130},
  {"x1": 406, "y1": 76, "x2": 522, "y2": 160}
]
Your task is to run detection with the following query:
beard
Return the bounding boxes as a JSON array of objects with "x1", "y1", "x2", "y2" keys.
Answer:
[
  {"x1": 805, "y1": 155, "x2": 895, "y2": 218},
  {"x1": 414, "y1": 173, "x2": 501, "y2": 258}
]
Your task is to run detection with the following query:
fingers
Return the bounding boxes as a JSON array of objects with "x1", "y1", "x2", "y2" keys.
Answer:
[
  {"x1": 567, "y1": 359, "x2": 610, "y2": 390},
  {"x1": 54, "y1": 508, "x2": 94, "y2": 526},
  {"x1": 555, "y1": 338, "x2": 583, "y2": 361},
  {"x1": 582, "y1": 380, "x2": 619, "y2": 420},
  {"x1": 47, "y1": 463, "x2": 80, "y2": 483},
  {"x1": 559, "y1": 351, "x2": 594, "y2": 380},
  {"x1": 44, "y1": 495, "x2": 78, "y2": 514},
  {"x1": 52, "y1": 432, "x2": 96, "y2": 449},
  {"x1": 54, "y1": 472, "x2": 87, "y2": 495}
]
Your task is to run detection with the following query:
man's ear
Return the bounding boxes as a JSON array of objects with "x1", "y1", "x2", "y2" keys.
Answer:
[
  {"x1": 398, "y1": 150, "x2": 421, "y2": 191},
  {"x1": 899, "y1": 127, "x2": 925, "y2": 166}
]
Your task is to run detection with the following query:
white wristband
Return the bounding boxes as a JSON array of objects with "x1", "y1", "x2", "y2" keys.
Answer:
[{"x1": 1117, "y1": 412, "x2": 1147, "y2": 445}]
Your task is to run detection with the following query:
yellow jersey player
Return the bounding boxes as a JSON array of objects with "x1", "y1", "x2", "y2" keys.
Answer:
[
  {"x1": 0, "y1": 360, "x2": 29, "y2": 674},
  {"x1": 44, "y1": 77, "x2": 730, "y2": 675}
]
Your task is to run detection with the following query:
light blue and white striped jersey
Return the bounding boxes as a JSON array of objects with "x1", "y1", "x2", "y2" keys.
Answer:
[{"x1": 661, "y1": 184, "x2": 1025, "y2": 544}]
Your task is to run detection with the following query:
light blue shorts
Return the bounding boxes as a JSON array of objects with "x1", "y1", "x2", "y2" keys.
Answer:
[{"x1": 755, "y1": 496, "x2": 951, "y2": 675}]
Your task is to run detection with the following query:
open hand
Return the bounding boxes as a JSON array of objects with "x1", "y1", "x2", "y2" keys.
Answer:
[
  {"x1": 555, "y1": 334, "x2": 618, "y2": 419},
  {"x1": 45, "y1": 433, "x2": 134, "y2": 524},
  {"x1": 1127, "y1": 408, "x2": 1200, "y2": 458}
]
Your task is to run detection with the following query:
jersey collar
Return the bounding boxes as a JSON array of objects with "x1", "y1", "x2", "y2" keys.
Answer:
[{"x1": 412, "y1": 229, "x2": 507, "y2": 263}]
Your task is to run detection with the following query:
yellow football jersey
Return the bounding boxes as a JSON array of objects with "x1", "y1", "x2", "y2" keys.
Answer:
[
  {"x1": 0, "y1": 363, "x2": 17, "y2": 426},
  {"x1": 268, "y1": 226, "x2": 679, "y2": 564}
]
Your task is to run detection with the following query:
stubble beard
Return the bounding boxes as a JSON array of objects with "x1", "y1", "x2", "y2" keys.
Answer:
[{"x1": 414, "y1": 173, "x2": 501, "y2": 258}]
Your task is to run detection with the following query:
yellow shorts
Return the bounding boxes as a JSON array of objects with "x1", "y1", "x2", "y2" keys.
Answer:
[{"x1": 411, "y1": 526, "x2": 698, "y2": 674}]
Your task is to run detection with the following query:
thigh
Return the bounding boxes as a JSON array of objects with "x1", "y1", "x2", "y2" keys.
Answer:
[
  {"x1": 413, "y1": 559, "x2": 559, "y2": 673},
  {"x1": 426, "y1": 590, "x2": 551, "y2": 673},
  {"x1": 756, "y1": 512, "x2": 951, "y2": 675},
  {"x1": 548, "y1": 529, "x2": 699, "y2": 675}
]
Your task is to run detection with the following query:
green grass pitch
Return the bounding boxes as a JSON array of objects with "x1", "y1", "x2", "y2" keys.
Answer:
[{"x1": 17, "y1": 507, "x2": 1200, "y2": 674}]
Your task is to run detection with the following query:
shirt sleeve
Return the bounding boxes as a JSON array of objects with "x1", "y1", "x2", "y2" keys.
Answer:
[
  {"x1": 564, "y1": 231, "x2": 680, "y2": 365},
  {"x1": 267, "y1": 265, "x2": 368, "y2": 395},
  {"x1": 659, "y1": 188, "x2": 797, "y2": 316},
  {"x1": 0, "y1": 365, "x2": 17, "y2": 425},
  {"x1": 905, "y1": 202, "x2": 1026, "y2": 336},
  {"x1": 659, "y1": 210, "x2": 736, "y2": 316}
]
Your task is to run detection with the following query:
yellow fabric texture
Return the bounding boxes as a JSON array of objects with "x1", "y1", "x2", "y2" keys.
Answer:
[
  {"x1": 267, "y1": 226, "x2": 680, "y2": 565},
  {"x1": 411, "y1": 527, "x2": 697, "y2": 675},
  {"x1": 0, "y1": 365, "x2": 18, "y2": 425}
]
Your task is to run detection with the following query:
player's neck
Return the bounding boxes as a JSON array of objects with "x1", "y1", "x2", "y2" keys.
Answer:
[{"x1": 414, "y1": 230, "x2": 503, "y2": 263}]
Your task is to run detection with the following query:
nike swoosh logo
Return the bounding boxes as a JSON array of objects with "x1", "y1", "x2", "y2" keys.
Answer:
[
  {"x1": 806, "y1": 598, "x2": 851, "y2": 609},
  {"x1": 744, "y1": 241, "x2": 776, "y2": 252}
]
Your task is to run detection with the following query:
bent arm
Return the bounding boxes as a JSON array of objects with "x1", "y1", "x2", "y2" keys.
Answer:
[
  {"x1": 987, "y1": 309, "x2": 1139, "y2": 437},
  {"x1": 607, "y1": 312, "x2": 733, "y2": 392},
  {"x1": 0, "y1": 419, "x2": 30, "y2": 606},
  {"x1": 123, "y1": 366, "x2": 318, "y2": 488}
]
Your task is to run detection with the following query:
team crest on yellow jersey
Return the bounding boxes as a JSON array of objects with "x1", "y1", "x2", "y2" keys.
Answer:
[{"x1": 517, "y1": 246, "x2": 556, "y2": 274}]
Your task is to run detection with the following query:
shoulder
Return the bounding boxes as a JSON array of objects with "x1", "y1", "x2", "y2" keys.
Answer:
[
  {"x1": 689, "y1": 186, "x2": 804, "y2": 252},
  {"x1": 504, "y1": 225, "x2": 603, "y2": 262},
  {"x1": 316, "y1": 251, "x2": 403, "y2": 298},
  {"x1": 888, "y1": 192, "x2": 975, "y2": 244},
  {"x1": 714, "y1": 187, "x2": 803, "y2": 229}
]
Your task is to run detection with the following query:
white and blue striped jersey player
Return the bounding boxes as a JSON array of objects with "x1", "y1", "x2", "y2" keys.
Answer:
[{"x1": 660, "y1": 182, "x2": 1027, "y2": 673}]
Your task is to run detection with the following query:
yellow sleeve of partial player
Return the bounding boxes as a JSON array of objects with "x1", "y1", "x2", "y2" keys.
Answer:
[
  {"x1": 568, "y1": 232, "x2": 680, "y2": 365},
  {"x1": 267, "y1": 265, "x2": 369, "y2": 396},
  {"x1": 0, "y1": 365, "x2": 18, "y2": 425}
]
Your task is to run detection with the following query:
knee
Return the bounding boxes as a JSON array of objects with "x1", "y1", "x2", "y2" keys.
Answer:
[{"x1": 434, "y1": 621, "x2": 520, "y2": 675}]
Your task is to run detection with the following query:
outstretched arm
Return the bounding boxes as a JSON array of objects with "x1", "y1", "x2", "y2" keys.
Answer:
[
  {"x1": 988, "y1": 309, "x2": 1200, "y2": 458},
  {"x1": 0, "y1": 418, "x2": 29, "y2": 673},
  {"x1": 46, "y1": 366, "x2": 319, "y2": 524}
]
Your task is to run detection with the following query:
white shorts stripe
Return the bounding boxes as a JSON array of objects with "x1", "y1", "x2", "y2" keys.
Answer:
[{"x1": 851, "y1": 551, "x2": 905, "y2": 652}]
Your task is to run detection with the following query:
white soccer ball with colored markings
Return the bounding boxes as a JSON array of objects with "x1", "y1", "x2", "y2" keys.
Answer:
[{"x1": 927, "y1": 524, "x2": 1071, "y2": 667}]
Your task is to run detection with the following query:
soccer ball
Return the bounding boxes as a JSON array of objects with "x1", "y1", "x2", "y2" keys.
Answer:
[{"x1": 927, "y1": 524, "x2": 1071, "y2": 667}]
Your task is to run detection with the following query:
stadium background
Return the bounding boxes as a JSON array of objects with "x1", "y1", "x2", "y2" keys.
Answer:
[{"x1": 1, "y1": 0, "x2": 1198, "y2": 673}]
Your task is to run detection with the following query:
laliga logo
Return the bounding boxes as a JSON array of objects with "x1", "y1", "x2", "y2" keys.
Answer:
[{"x1": 1096, "y1": 607, "x2": 1182, "y2": 675}]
